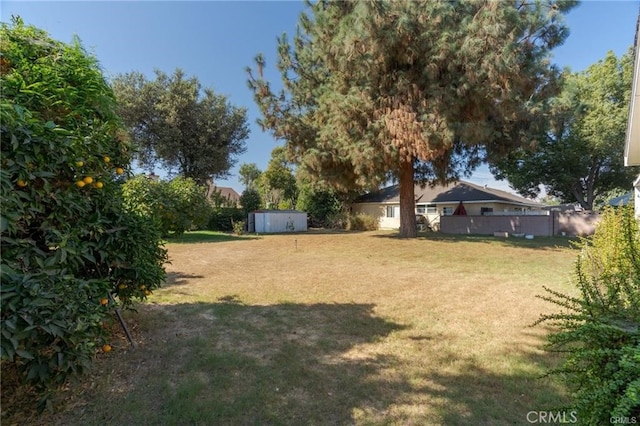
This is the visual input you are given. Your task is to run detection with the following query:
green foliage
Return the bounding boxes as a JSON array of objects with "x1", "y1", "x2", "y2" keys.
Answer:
[
  {"x1": 535, "y1": 207, "x2": 640, "y2": 423},
  {"x1": 259, "y1": 147, "x2": 297, "y2": 209},
  {"x1": 346, "y1": 214, "x2": 379, "y2": 232},
  {"x1": 0, "y1": 19, "x2": 167, "y2": 393},
  {"x1": 232, "y1": 220, "x2": 245, "y2": 236},
  {"x1": 239, "y1": 188, "x2": 262, "y2": 215},
  {"x1": 297, "y1": 185, "x2": 344, "y2": 228},
  {"x1": 112, "y1": 69, "x2": 249, "y2": 184},
  {"x1": 238, "y1": 162, "x2": 262, "y2": 190},
  {"x1": 122, "y1": 175, "x2": 210, "y2": 236},
  {"x1": 248, "y1": 1, "x2": 575, "y2": 237},
  {"x1": 208, "y1": 208, "x2": 245, "y2": 232},
  {"x1": 492, "y1": 50, "x2": 639, "y2": 210}
]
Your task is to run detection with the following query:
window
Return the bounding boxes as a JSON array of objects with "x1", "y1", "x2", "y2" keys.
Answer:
[
  {"x1": 417, "y1": 204, "x2": 438, "y2": 214},
  {"x1": 481, "y1": 207, "x2": 494, "y2": 215},
  {"x1": 442, "y1": 207, "x2": 453, "y2": 216},
  {"x1": 386, "y1": 206, "x2": 395, "y2": 218}
]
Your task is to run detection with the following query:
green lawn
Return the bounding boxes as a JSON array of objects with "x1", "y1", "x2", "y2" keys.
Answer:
[{"x1": 5, "y1": 231, "x2": 579, "y2": 425}]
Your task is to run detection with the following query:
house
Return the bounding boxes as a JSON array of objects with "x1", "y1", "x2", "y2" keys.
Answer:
[
  {"x1": 625, "y1": 14, "x2": 640, "y2": 218},
  {"x1": 352, "y1": 180, "x2": 543, "y2": 230},
  {"x1": 205, "y1": 179, "x2": 241, "y2": 207}
]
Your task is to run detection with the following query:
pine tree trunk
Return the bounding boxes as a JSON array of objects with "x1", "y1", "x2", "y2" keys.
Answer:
[{"x1": 398, "y1": 158, "x2": 417, "y2": 238}]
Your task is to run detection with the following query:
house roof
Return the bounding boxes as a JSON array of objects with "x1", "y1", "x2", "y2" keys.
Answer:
[
  {"x1": 216, "y1": 186, "x2": 240, "y2": 202},
  {"x1": 625, "y1": 14, "x2": 640, "y2": 166},
  {"x1": 354, "y1": 180, "x2": 540, "y2": 207},
  {"x1": 609, "y1": 192, "x2": 632, "y2": 207}
]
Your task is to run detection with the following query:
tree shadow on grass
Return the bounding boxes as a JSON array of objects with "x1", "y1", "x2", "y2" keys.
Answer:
[
  {"x1": 53, "y1": 300, "x2": 409, "y2": 425},
  {"x1": 45, "y1": 302, "x2": 570, "y2": 425},
  {"x1": 416, "y1": 341, "x2": 572, "y2": 425},
  {"x1": 163, "y1": 271, "x2": 205, "y2": 287}
]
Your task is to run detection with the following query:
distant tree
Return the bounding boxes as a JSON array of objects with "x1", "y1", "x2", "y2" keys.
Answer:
[
  {"x1": 238, "y1": 162, "x2": 262, "y2": 190},
  {"x1": 248, "y1": 1, "x2": 575, "y2": 237},
  {"x1": 261, "y1": 146, "x2": 298, "y2": 209},
  {"x1": 122, "y1": 175, "x2": 210, "y2": 236},
  {"x1": 112, "y1": 69, "x2": 249, "y2": 185},
  {"x1": 491, "y1": 50, "x2": 639, "y2": 210},
  {"x1": 239, "y1": 188, "x2": 262, "y2": 214}
]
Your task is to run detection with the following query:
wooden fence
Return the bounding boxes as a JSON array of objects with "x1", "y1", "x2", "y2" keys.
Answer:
[{"x1": 439, "y1": 211, "x2": 600, "y2": 237}]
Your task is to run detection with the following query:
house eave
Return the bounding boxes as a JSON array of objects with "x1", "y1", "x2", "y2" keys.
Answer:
[{"x1": 625, "y1": 14, "x2": 640, "y2": 166}]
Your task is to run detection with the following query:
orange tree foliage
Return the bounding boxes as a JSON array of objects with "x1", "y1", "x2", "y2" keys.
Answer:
[{"x1": 0, "y1": 19, "x2": 167, "y2": 394}]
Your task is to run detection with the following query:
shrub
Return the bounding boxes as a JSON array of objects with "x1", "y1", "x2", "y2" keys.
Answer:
[
  {"x1": 346, "y1": 213, "x2": 379, "y2": 231},
  {"x1": 208, "y1": 208, "x2": 245, "y2": 232},
  {"x1": 233, "y1": 220, "x2": 245, "y2": 235},
  {"x1": 122, "y1": 175, "x2": 210, "y2": 236},
  {"x1": 297, "y1": 186, "x2": 343, "y2": 228},
  {"x1": 0, "y1": 19, "x2": 167, "y2": 396},
  {"x1": 534, "y1": 206, "x2": 640, "y2": 423}
]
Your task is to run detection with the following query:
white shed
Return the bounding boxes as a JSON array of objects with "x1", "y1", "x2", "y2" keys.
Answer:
[{"x1": 248, "y1": 210, "x2": 308, "y2": 233}]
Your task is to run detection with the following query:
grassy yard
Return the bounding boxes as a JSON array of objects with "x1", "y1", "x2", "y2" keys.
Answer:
[{"x1": 5, "y1": 231, "x2": 579, "y2": 425}]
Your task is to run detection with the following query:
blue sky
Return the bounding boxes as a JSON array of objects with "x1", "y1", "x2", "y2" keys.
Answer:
[{"x1": 3, "y1": 1, "x2": 639, "y2": 194}]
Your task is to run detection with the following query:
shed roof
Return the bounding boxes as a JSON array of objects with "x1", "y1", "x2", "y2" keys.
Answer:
[{"x1": 355, "y1": 180, "x2": 540, "y2": 207}]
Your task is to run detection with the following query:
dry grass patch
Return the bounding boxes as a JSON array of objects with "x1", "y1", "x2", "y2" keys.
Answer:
[{"x1": 3, "y1": 231, "x2": 578, "y2": 425}]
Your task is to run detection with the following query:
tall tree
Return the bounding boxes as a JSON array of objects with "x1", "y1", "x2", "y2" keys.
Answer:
[
  {"x1": 248, "y1": 0, "x2": 575, "y2": 237},
  {"x1": 112, "y1": 69, "x2": 249, "y2": 185},
  {"x1": 491, "y1": 50, "x2": 639, "y2": 210},
  {"x1": 238, "y1": 162, "x2": 263, "y2": 190},
  {"x1": 259, "y1": 146, "x2": 298, "y2": 209}
]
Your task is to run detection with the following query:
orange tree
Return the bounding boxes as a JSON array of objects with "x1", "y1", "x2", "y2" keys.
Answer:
[{"x1": 0, "y1": 18, "x2": 167, "y2": 394}]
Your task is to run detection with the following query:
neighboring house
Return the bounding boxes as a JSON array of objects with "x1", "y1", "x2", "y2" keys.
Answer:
[
  {"x1": 352, "y1": 180, "x2": 543, "y2": 230},
  {"x1": 205, "y1": 179, "x2": 241, "y2": 207},
  {"x1": 625, "y1": 15, "x2": 640, "y2": 218}
]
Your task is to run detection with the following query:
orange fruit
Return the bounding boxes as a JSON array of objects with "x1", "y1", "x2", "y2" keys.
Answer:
[
  {"x1": 102, "y1": 344, "x2": 112, "y2": 353},
  {"x1": 94, "y1": 182, "x2": 104, "y2": 189},
  {"x1": 118, "y1": 284, "x2": 127, "y2": 290},
  {"x1": 76, "y1": 180, "x2": 86, "y2": 188},
  {"x1": 103, "y1": 156, "x2": 110, "y2": 163},
  {"x1": 115, "y1": 167, "x2": 124, "y2": 175},
  {"x1": 16, "y1": 179, "x2": 27, "y2": 187},
  {"x1": 83, "y1": 176, "x2": 93, "y2": 184},
  {"x1": 100, "y1": 298, "x2": 108, "y2": 306},
  {"x1": 75, "y1": 161, "x2": 84, "y2": 167}
]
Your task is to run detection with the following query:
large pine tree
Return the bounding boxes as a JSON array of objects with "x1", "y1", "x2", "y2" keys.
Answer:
[{"x1": 248, "y1": 0, "x2": 575, "y2": 237}]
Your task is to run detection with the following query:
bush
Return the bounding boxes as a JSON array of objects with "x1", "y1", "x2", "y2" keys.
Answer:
[
  {"x1": 0, "y1": 19, "x2": 167, "y2": 396},
  {"x1": 346, "y1": 213, "x2": 379, "y2": 231},
  {"x1": 535, "y1": 206, "x2": 640, "y2": 423},
  {"x1": 233, "y1": 220, "x2": 245, "y2": 235},
  {"x1": 297, "y1": 186, "x2": 343, "y2": 228},
  {"x1": 208, "y1": 208, "x2": 245, "y2": 232},
  {"x1": 122, "y1": 175, "x2": 210, "y2": 236}
]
